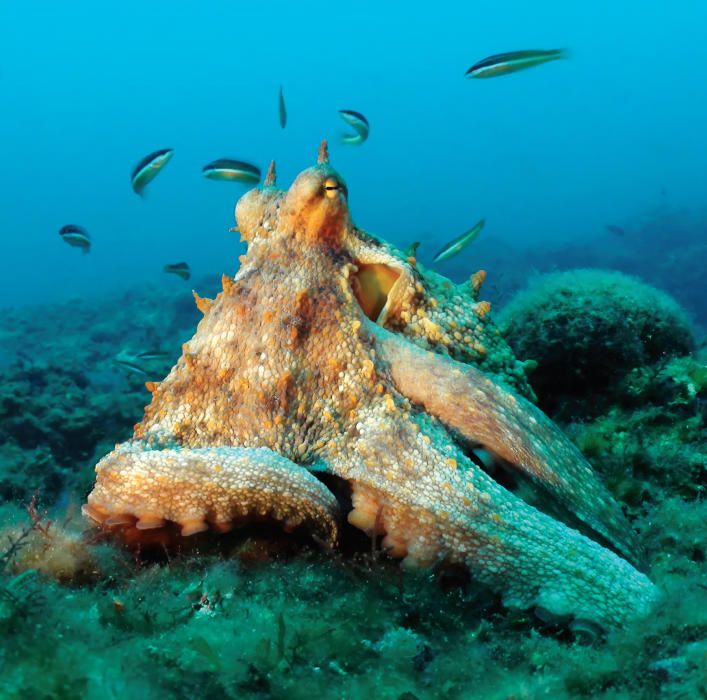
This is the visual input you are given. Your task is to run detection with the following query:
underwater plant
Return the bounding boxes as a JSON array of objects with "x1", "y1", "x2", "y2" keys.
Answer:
[
  {"x1": 1, "y1": 496, "x2": 100, "y2": 585},
  {"x1": 499, "y1": 269, "x2": 696, "y2": 416}
]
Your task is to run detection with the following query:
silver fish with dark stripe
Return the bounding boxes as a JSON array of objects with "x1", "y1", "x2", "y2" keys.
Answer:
[
  {"x1": 465, "y1": 49, "x2": 567, "y2": 79},
  {"x1": 163, "y1": 262, "x2": 190, "y2": 280},
  {"x1": 59, "y1": 224, "x2": 91, "y2": 254},
  {"x1": 136, "y1": 350, "x2": 171, "y2": 361},
  {"x1": 131, "y1": 148, "x2": 174, "y2": 195},
  {"x1": 113, "y1": 357, "x2": 149, "y2": 376},
  {"x1": 339, "y1": 110, "x2": 369, "y2": 145},
  {"x1": 202, "y1": 159, "x2": 261, "y2": 183},
  {"x1": 279, "y1": 85, "x2": 287, "y2": 129},
  {"x1": 432, "y1": 218, "x2": 486, "y2": 263}
]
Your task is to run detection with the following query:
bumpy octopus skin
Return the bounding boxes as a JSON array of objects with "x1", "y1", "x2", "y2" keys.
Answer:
[{"x1": 84, "y1": 144, "x2": 657, "y2": 626}]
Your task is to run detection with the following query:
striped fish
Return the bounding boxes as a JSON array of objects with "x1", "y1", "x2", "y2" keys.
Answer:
[
  {"x1": 432, "y1": 218, "x2": 486, "y2": 263},
  {"x1": 465, "y1": 49, "x2": 567, "y2": 79},
  {"x1": 113, "y1": 357, "x2": 149, "y2": 376},
  {"x1": 135, "y1": 350, "x2": 171, "y2": 361},
  {"x1": 202, "y1": 159, "x2": 261, "y2": 183},
  {"x1": 339, "y1": 110, "x2": 369, "y2": 145},
  {"x1": 279, "y1": 85, "x2": 287, "y2": 129},
  {"x1": 59, "y1": 224, "x2": 91, "y2": 254},
  {"x1": 131, "y1": 148, "x2": 174, "y2": 195},
  {"x1": 163, "y1": 262, "x2": 191, "y2": 280}
]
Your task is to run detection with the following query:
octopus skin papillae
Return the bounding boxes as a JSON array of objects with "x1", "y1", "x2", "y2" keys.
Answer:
[{"x1": 83, "y1": 142, "x2": 657, "y2": 627}]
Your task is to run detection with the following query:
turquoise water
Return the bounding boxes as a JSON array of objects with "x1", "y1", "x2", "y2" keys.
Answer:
[
  {"x1": 0, "y1": 2, "x2": 705, "y2": 698},
  {"x1": 1, "y1": 1, "x2": 706, "y2": 311}
]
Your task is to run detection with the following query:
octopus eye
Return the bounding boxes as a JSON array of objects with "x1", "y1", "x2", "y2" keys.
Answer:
[{"x1": 323, "y1": 177, "x2": 347, "y2": 199}]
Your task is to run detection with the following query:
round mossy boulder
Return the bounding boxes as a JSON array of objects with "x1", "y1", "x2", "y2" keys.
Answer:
[{"x1": 499, "y1": 269, "x2": 695, "y2": 415}]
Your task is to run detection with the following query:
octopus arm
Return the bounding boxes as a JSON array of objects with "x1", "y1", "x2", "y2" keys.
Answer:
[
  {"x1": 343, "y1": 461, "x2": 657, "y2": 627},
  {"x1": 83, "y1": 444, "x2": 339, "y2": 545},
  {"x1": 373, "y1": 325, "x2": 642, "y2": 566}
]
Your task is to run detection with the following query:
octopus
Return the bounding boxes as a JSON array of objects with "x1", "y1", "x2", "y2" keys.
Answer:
[{"x1": 84, "y1": 143, "x2": 657, "y2": 627}]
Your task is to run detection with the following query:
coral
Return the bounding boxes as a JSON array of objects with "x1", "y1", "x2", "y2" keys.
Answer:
[
  {"x1": 446, "y1": 209, "x2": 707, "y2": 329},
  {"x1": 499, "y1": 269, "x2": 696, "y2": 416}
]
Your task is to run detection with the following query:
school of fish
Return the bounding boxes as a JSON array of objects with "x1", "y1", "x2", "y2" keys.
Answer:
[{"x1": 59, "y1": 55, "x2": 576, "y2": 377}]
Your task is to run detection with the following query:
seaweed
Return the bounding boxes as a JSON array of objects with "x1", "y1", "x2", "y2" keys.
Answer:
[{"x1": 0, "y1": 276, "x2": 704, "y2": 698}]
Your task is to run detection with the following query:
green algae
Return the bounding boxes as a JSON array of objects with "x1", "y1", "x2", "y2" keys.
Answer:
[
  {"x1": 0, "y1": 283, "x2": 203, "y2": 504},
  {"x1": 499, "y1": 269, "x2": 696, "y2": 418},
  {"x1": 565, "y1": 353, "x2": 705, "y2": 509},
  {"x1": 0, "y1": 515, "x2": 705, "y2": 699},
  {"x1": 0, "y1": 276, "x2": 705, "y2": 699}
]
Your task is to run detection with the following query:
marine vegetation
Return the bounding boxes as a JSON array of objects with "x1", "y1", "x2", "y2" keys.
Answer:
[
  {"x1": 566, "y1": 352, "x2": 706, "y2": 511},
  {"x1": 499, "y1": 269, "x2": 696, "y2": 417},
  {"x1": 0, "y1": 232, "x2": 704, "y2": 698}
]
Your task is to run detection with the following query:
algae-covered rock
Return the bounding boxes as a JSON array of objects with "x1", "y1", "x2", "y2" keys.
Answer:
[
  {"x1": 563, "y1": 352, "x2": 705, "y2": 513},
  {"x1": 499, "y1": 269, "x2": 696, "y2": 416},
  {"x1": 0, "y1": 363, "x2": 143, "y2": 502},
  {"x1": 0, "y1": 282, "x2": 206, "y2": 505},
  {"x1": 0, "y1": 269, "x2": 705, "y2": 700}
]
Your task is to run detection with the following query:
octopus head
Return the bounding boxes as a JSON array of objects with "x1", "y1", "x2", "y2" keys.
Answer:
[
  {"x1": 278, "y1": 141, "x2": 351, "y2": 247},
  {"x1": 235, "y1": 143, "x2": 350, "y2": 247}
]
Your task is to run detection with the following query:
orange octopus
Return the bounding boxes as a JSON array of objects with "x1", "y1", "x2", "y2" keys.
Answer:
[{"x1": 84, "y1": 143, "x2": 657, "y2": 627}]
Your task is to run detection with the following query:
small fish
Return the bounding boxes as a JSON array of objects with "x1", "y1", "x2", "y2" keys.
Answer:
[
  {"x1": 135, "y1": 350, "x2": 170, "y2": 361},
  {"x1": 278, "y1": 85, "x2": 287, "y2": 129},
  {"x1": 465, "y1": 49, "x2": 567, "y2": 79},
  {"x1": 339, "y1": 110, "x2": 369, "y2": 145},
  {"x1": 606, "y1": 224, "x2": 625, "y2": 236},
  {"x1": 163, "y1": 262, "x2": 191, "y2": 280},
  {"x1": 59, "y1": 224, "x2": 91, "y2": 254},
  {"x1": 403, "y1": 241, "x2": 420, "y2": 257},
  {"x1": 432, "y1": 218, "x2": 486, "y2": 263},
  {"x1": 131, "y1": 148, "x2": 174, "y2": 195},
  {"x1": 113, "y1": 357, "x2": 149, "y2": 376},
  {"x1": 202, "y1": 159, "x2": 261, "y2": 183}
]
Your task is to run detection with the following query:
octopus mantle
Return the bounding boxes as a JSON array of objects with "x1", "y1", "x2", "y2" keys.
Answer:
[{"x1": 84, "y1": 144, "x2": 657, "y2": 627}]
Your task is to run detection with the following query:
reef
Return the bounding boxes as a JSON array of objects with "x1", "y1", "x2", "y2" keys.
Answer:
[
  {"x1": 439, "y1": 207, "x2": 707, "y2": 331},
  {"x1": 499, "y1": 269, "x2": 696, "y2": 417},
  {"x1": 566, "y1": 353, "x2": 706, "y2": 511},
  {"x1": 0, "y1": 284, "x2": 207, "y2": 504}
]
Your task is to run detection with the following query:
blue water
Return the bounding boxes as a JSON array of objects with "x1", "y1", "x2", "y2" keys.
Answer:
[{"x1": 1, "y1": 1, "x2": 706, "y2": 308}]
